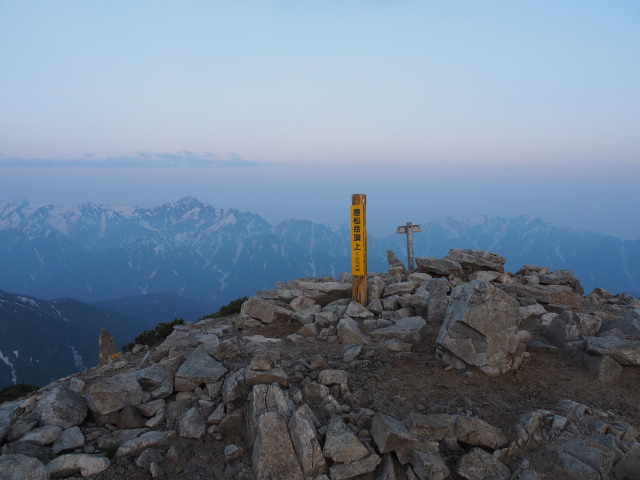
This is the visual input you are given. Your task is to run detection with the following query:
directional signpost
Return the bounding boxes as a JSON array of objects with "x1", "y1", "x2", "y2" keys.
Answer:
[
  {"x1": 351, "y1": 194, "x2": 367, "y2": 305},
  {"x1": 396, "y1": 222, "x2": 421, "y2": 271}
]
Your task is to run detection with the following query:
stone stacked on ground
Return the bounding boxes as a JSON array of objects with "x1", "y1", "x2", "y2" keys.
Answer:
[{"x1": 1, "y1": 248, "x2": 639, "y2": 479}]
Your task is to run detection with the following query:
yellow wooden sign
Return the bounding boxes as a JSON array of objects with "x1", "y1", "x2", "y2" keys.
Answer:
[
  {"x1": 351, "y1": 205, "x2": 365, "y2": 275},
  {"x1": 350, "y1": 194, "x2": 367, "y2": 305}
]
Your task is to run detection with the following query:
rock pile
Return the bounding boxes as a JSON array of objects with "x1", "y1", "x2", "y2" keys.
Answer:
[{"x1": 1, "y1": 248, "x2": 639, "y2": 479}]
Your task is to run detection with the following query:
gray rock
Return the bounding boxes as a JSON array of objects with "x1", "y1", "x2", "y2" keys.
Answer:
[
  {"x1": 98, "y1": 328, "x2": 118, "y2": 366},
  {"x1": 585, "y1": 336, "x2": 640, "y2": 366},
  {"x1": 345, "y1": 301, "x2": 375, "y2": 319},
  {"x1": 427, "y1": 279, "x2": 451, "y2": 324},
  {"x1": 19, "y1": 425, "x2": 61, "y2": 446},
  {"x1": 315, "y1": 311, "x2": 338, "y2": 328},
  {"x1": 520, "y1": 303, "x2": 548, "y2": 319},
  {"x1": 556, "y1": 439, "x2": 615, "y2": 480},
  {"x1": 371, "y1": 413, "x2": 438, "y2": 464},
  {"x1": 406, "y1": 412, "x2": 453, "y2": 441},
  {"x1": 247, "y1": 383, "x2": 293, "y2": 440},
  {"x1": 223, "y1": 369, "x2": 248, "y2": 413},
  {"x1": 115, "y1": 430, "x2": 176, "y2": 457},
  {"x1": 207, "y1": 339, "x2": 237, "y2": 363},
  {"x1": 252, "y1": 411, "x2": 304, "y2": 480},
  {"x1": 245, "y1": 367, "x2": 288, "y2": 388},
  {"x1": 318, "y1": 369, "x2": 348, "y2": 386},
  {"x1": 0, "y1": 402, "x2": 21, "y2": 443},
  {"x1": 445, "y1": 249, "x2": 506, "y2": 273},
  {"x1": 52, "y1": 426, "x2": 85, "y2": 455},
  {"x1": 241, "y1": 297, "x2": 292, "y2": 324},
  {"x1": 135, "y1": 448, "x2": 164, "y2": 469},
  {"x1": 290, "y1": 295, "x2": 316, "y2": 311},
  {"x1": 343, "y1": 345, "x2": 362, "y2": 362},
  {"x1": 36, "y1": 385, "x2": 88, "y2": 428},
  {"x1": 249, "y1": 350, "x2": 279, "y2": 371},
  {"x1": 133, "y1": 355, "x2": 184, "y2": 399},
  {"x1": 437, "y1": 280, "x2": 522, "y2": 375},
  {"x1": 0, "y1": 454, "x2": 47, "y2": 480},
  {"x1": 47, "y1": 453, "x2": 110, "y2": 478},
  {"x1": 371, "y1": 316, "x2": 430, "y2": 344},
  {"x1": 582, "y1": 354, "x2": 623, "y2": 384},
  {"x1": 547, "y1": 311, "x2": 601, "y2": 347},
  {"x1": 288, "y1": 280, "x2": 352, "y2": 306},
  {"x1": 329, "y1": 453, "x2": 381, "y2": 480},
  {"x1": 416, "y1": 257, "x2": 463, "y2": 276},
  {"x1": 288, "y1": 407, "x2": 326, "y2": 477},
  {"x1": 376, "y1": 453, "x2": 398, "y2": 480},
  {"x1": 498, "y1": 283, "x2": 581, "y2": 307},
  {"x1": 88, "y1": 374, "x2": 143, "y2": 415},
  {"x1": 454, "y1": 415, "x2": 508, "y2": 449},
  {"x1": 611, "y1": 442, "x2": 640, "y2": 480},
  {"x1": 174, "y1": 345, "x2": 228, "y2": 391},
  {"x1": 456, "y1": 447, "x2": 510, "y2": 480},
  {"x1": 368, "y1": 275, "x2": 388, "y2": 300},
  {"x1": 539, "y1": 270, "x2": 584, "y2": 294},
  {"x1": 323, "y1": 415, "x2": 369, "y2": 463},
  {"x1": 383, "y1": 282, "x2": 418, "y2": 297},
  {"x1": 137, "y1": 399, "x2": 166, "y2": 418},
  {"x1": 410, "y1": 450, "x2": 450, "y2": 480},
  {"x1": 291, "y1": 304, "x2": 323, "y2": 325},
  {"x1": 337, "y1": 317, "x2": 371, "y2": 344},
  {"x1": 177, "y1": 406, "x2": 206, "y2": 438}
]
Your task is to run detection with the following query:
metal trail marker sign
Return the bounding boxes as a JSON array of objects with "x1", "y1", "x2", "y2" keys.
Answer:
[
  {"x1": 351, "y1": 194, "x2": 367, "y2": 305},
  {"x1": 396, "y1": 222, "x2": 421, "y2": 271}
]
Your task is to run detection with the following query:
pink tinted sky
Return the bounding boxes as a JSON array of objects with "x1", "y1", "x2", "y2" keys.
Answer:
[{"x1": 0, "y1": 1, "x2": 638, "y2": 238}]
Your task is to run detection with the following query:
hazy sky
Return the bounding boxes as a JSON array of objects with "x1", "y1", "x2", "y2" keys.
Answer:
[{"x1": 1, "y1": 1, "x2": 639, "y2": 239}]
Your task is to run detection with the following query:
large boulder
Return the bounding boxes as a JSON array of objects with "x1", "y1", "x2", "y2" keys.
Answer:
[
  {"x1": 87, "y1": 374, "x2": 143, "y2": 415},
  {"x1": 436, "y1": 280, "x2": 523, "y2": 375},
  {"x1": 370, "y1": 316, "x2": 430, "y2": 344},
  {"x1": 174, "y1": 345, "x2": 228, "y2": 391},
  {"x1": 585, "y1": 336, "x2": 640, "y2": 366},
  {"x1": 252, "y1": 411, "x2": 304, "y2": 480},
  {"x1": 47, "y1": 453, "x2": 110, "y2": 478},
  {"x1": 241, "y1": 297, "x2": 292, "y2": 324},
  {"x1": 0, "y1": 401, "x2": 20, "y2": 443},
  {"x1": 445, "y1": 249, "x2": 506, "y2": 273},
  {"x1": 416, "y1": 257, "x2": 463, "y2": 277},
  {"x1": 0, "y1": 454, "x2": 47, "y2": 480},
  {"x1": 498, "y1": 283, "x2": 581, "y2": 307},
  {"x1": 36, "y1": 385, "x2": 88, "y2": 428},
  {"x1": 132, "y1": 354, "x2": 185, "y2": 399},
  {"x1": 546, "y1": 311, "x2": 601, "y2": 347}
]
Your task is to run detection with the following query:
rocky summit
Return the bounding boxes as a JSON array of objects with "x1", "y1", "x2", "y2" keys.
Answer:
[{"x1": 1, "y1": 248, "x2": 640, "y2": 480}]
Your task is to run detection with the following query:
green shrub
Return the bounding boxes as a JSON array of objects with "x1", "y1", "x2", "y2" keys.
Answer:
[
  {"x1": 0, "y1": 384, "x2": 39, "y2": 403},
  {"x1": 199, "y1": 297, "x2": 248, "y2": 321},
  {"x1": 122, "y1": 318, "x2": 184, "y2": 352}
]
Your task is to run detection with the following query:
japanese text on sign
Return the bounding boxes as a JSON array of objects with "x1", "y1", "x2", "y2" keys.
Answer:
[{"x1": 351, "y1": 205, "x2": 365, "y2": 275}]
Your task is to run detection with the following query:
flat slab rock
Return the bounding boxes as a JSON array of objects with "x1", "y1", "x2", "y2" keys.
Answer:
[{"x1": 585, "y1": 336, "x2": 640, "y2": 366}]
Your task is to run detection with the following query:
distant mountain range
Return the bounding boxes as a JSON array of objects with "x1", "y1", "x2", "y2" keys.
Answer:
[
  {"x1": 0, "y1": 290, "x2": 146, "y2": 388},
  {"x1": 0, "y1": 197, "x2": 638, "y2": 311},
  {"x1": 1, "y1": 197, "x2": 639, "y2": 389}
]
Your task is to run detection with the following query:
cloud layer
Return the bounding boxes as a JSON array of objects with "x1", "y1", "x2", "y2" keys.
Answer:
[{"x1": 0, "y1": 151, "x2": 268, "y2": 168}]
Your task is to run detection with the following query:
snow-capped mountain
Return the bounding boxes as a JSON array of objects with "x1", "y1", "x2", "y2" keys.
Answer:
[{"x1": 0, "y1": 198, "x2": 638, "y2": 309}]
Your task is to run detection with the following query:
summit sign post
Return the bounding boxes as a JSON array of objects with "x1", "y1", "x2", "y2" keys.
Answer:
[
  {"x1": 396, "y1": 222, "x2": 421, "y2": 271},
  {"x1": 351, "y1": 194, "x2": 367, "y2": 305}
]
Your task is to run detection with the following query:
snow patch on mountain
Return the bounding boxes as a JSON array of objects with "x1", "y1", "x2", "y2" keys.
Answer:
[
  {"x1": 0, "y1": 350, "x2": 17, "y2": 385},
  {"x1": 70, "y1": 346, "x2": 86, "y2": 371}
]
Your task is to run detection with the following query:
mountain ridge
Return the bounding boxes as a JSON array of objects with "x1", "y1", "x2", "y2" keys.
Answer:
[{"x1": 0, "y1": 198, "x2": 638, "y2": 308}]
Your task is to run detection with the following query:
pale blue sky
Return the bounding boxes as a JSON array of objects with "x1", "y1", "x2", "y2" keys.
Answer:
[{"x1": 1, "y1": 1, "x2": 639, "y2": 238}]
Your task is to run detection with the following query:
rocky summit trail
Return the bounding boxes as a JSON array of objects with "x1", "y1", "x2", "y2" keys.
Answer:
[{"x1": 1, "y1": 249, "x2": 639, "y2": 480}]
